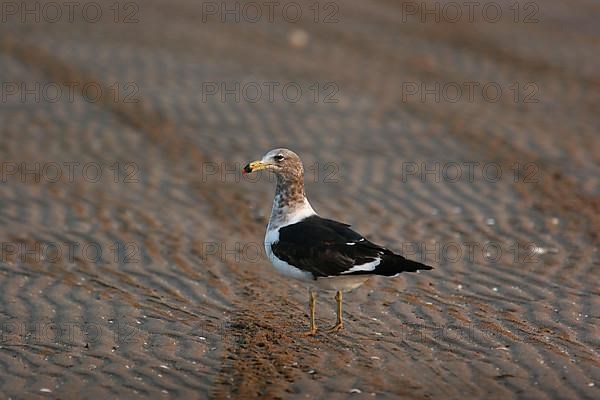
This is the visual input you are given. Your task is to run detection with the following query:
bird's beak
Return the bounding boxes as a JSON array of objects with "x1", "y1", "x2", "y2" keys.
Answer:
[{"x1": 243, "y1": 160, "x2": 269, "y2": 175}]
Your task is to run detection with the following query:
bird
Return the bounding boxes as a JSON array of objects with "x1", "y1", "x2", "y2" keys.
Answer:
[{"x1": 242, "y1": 148, "x2": 433, "y2": 335}]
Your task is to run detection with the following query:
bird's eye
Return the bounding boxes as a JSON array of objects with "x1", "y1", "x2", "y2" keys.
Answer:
[{"x1": 274, "y1": 154, "x2": 284, "y2": 162}]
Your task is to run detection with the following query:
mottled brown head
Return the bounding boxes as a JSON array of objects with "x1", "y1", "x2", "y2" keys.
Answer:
[
  {"x1": 243, "y1": 148, "x2": 316, "y2": 228},
  {"x1": 243, "y1": 148, "x2": 304, "y2": 181}
]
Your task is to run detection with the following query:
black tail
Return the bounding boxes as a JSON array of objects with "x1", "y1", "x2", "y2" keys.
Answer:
[{"x1": 371, "y1": 254, "x2": 433, "y2": 276}]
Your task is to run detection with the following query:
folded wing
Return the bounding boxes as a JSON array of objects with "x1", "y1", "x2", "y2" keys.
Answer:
[{"x1": 271, "y1": 216, "x2": 433, "y2": 278}]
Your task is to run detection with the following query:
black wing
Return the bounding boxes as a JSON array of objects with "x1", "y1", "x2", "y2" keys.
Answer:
[{"x1": 271, "y1": 215, "x2": 433, "y2": 278}]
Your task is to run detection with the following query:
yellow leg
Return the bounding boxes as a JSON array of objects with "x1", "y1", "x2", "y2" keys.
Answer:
[
  {"x1": 327, "y1": 290, "x2": 344, "y2": 332},
  {"x1": 303, "y1": 288, "x2": 317, "y2": 336}
]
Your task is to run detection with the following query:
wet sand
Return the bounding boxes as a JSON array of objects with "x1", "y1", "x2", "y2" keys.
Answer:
[{"x1": 0, "y1": 0, "x2": 599, "y2": 398}]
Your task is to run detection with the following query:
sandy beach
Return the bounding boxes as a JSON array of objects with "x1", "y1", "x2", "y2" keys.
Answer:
[{"x1": 0, "y1": 0, "x2": 599, "y2": 398}]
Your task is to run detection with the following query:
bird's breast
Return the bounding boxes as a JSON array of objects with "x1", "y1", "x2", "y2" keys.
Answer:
[
  {"x1": 264, "y1": 228, "x2": 279, "y2": 259},
  {"x1": 264, "y1": 228, "x2": 312, "y2": 281}
]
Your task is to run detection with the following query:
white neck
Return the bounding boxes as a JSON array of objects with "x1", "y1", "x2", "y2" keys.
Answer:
[{"x1": 267, "y1": 195, "x2": 316, "y2": 231}]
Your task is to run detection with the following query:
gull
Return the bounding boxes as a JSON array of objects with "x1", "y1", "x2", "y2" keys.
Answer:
[{"x1": 243, "y1": 148, "x2": 433, "y2": 335}]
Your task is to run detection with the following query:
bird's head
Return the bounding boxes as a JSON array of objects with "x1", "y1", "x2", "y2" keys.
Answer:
[{"x1": 243, "y1": 148, "x2": 304, "y2": 180}]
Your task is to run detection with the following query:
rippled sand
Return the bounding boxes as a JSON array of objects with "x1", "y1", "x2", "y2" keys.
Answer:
[{"x1": 0, "y1": 0, "x2": 598, "y2": 398}]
